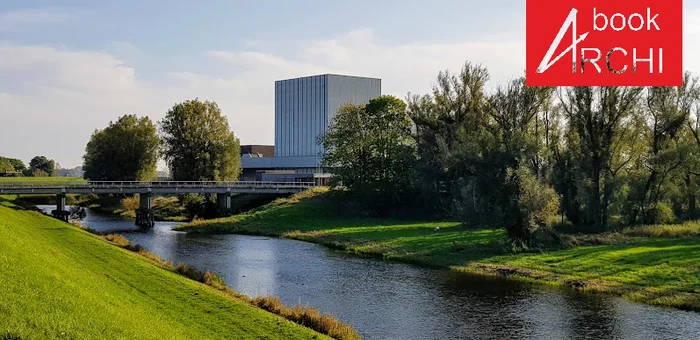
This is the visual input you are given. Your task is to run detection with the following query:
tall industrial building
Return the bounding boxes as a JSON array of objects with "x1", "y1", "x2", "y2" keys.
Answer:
[
  {"x1": 241, "y1": 74, "x2": 381, "y2": 180},
  {"x1": 275, "y1": 74, "x2": 382, "y2": 158}
]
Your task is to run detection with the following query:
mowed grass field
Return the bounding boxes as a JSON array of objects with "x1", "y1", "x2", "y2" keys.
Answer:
[
  {"x1": 0, "y1": 177, "x2": 86, "y2": 185},
  {"x1": 180, "y1": 188, "x2": 502, "y2": 267},
  {"x1": 0, "y1": 198, "x2": 328, "y2": 340},
  {"x1": 179, "y1": 188, "x2": 700, "y2": 311},
  {"x1": 463, "y1": 234, "x2": 700, "y2": 310}
]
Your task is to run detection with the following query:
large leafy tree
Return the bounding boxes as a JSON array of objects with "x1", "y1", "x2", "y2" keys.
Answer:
[
  {"x1": 29, "y1": 156, "x2": 55, "y2": 177},
  {"x1": 82, "y1": 114, "x2": 160, "y2": 181},
  {"x1": 160, "y1": 99, "x2": 241, "y2": 181},
  {"x1": 630, "y1": 73, "x2": 700, "y2": 223},
  {"x1": 560, "y1": 86, "x2": 643, "y2": 228},
  {"x1": 321, "y1": 95, "x2": 416, "y2": 207},
  {"x1": 407, "y1": 63, "x2": 492, "y2": 215},
  {"x1": 484, "y1": 78, "x2": 559, "y2": 244}
]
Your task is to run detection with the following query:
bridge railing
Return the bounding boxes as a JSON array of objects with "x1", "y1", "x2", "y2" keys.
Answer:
[{"x1": 0, "y1": 181, "x2": 317, "y2": 189}]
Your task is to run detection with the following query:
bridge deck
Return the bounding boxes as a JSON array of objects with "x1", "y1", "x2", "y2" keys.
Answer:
[{"x1": 0, "y1": 181, "x2": 316, "y2": 195}]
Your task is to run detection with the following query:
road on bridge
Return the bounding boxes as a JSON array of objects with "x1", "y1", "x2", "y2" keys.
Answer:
[{"x1": 0, "y1": 181, "x2": 316, "y2": 195}]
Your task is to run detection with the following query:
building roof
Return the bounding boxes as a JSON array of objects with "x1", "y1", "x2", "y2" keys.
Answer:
[{"x1": 275, "y1": 73, "x2": 381, "y2": 83}]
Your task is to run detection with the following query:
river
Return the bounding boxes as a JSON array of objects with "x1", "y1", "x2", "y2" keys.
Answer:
[{"x1": 38, "y1": 206, "x2": 700, "y2": 340}]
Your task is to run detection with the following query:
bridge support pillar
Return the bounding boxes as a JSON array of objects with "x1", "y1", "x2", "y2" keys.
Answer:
[
  {"x1": 135, "y1": 193, "x2": 154, "y2": 228},
  {"x1": 217, "y1": 193, "x2": 231, "y2": 216},
  {"x1": 51, "y1": 194, "x2": 70, "y2": 223}
]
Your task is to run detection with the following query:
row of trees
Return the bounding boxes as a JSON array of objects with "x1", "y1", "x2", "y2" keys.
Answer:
[
  {"x1": 0, "y1": 156, "x2": 57, "y2": 177},
  {"x1": 83, "y1": 99, "x2": 241, "y2": 182},
  {"x1": 321, "y1": 62, "x2": 700, "y2": 244}
]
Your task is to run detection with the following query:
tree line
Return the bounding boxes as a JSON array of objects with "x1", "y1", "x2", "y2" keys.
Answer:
[
  {"x1": 320, "y1": 62, "x2": 700, "y2": 245},
  {"x1": 0, "y1": 155, "x2": 58, "y2": 177},
  {"x1": 82, "y1": 98, "x2": 241, "y2": 182}
]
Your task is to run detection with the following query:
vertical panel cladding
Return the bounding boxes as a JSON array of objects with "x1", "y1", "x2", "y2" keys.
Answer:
[
  {"x1": 278, "y1": 80, "x2": 282, "y2": 157},
  {"x1": 274, "y1": 81, "x2": 279, "y2": 157},
  {"x1": 286, "y1": 80, "x2": 291, "y2": 157},
  {"x1": 299, "y1": 77, "x2": 309, "y2": 154},
  {"x1": 322, "y1": 75, "x2": 328, "y2": 156},
  {"x1": 326, "y1": 75, "x2": 381, "y2": 124},
  {"x1": 287, "y1": 80, "x2": 292, "y2": 157},
  {"x1": 299, "y1": 77, "x2": 303, "y2": 157},
  {"x1": 307, "y1": 76, "x2": 313, "y2": 156},
  {"x1": 309, "y1": 77, "x2": 316, "y2": 154},
  {"x1": 288, "y1": 79, "x2": 293, "y2": 157},
  {"x1": 282, "y1": 80, "x2": 287, "y2": 157},
  {"x1": 292, "y1": 78, "x2": 297, "y2": 157},
  {"x1": 280, "y1": 81, "x2": 285, "y2": 156},
  {"x1": 298, "y1": 78, "x2": 303, "y2": 157},
  {"x1": 304, "y1": 76, "x2": 309, "y2": 156},
  {"x1": 277, "y1": 81, "x2": 282, "y2": 157},
  {"x1": 312, "y1": 77, "x2": 322, "y2": 155},
  {"x1": 302, "y1": 77, "x2": 307, "y2": 156}
]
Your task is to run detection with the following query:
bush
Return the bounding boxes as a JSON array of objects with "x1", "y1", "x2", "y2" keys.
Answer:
[
  {"x1": 622, "y1": 220, "x2": 700, "y2": 238},
  {"x1": 102, "y1": 234, "x2": 130, "y2": 247},
  {"x1": 181, "y1": 194, "x2": 217, "y2": 219},
  {"x1": 644, "y1": 203, "x2": 676, "y2": 224},
  {"x1": 175, "y1": 263, "x2": 207, "y2": 282},
  {"x1": 252, "y1": 296, "x2": 361, "y2": 340},
  {"x1": 120, "y1": 196, "x2": 139, "y2": 211},
  {"x1": 507, "y1": 166, "x2": 560, "y2": 245}
]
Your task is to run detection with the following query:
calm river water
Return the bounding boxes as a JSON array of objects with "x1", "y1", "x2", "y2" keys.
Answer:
[{"x1": 39, "y1": 206, "x2": 700, "y2": 340}]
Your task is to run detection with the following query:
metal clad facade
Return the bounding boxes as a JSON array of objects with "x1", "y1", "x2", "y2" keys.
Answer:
[
  {"x1": 326, "y1": 74, "x2": 382, "y2": 124},
  {"x1": 274, "y1": 74, "x2": 381, "y2": 159}
]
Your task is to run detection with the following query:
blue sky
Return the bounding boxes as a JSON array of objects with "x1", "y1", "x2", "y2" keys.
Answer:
[{"x1": 0, "y1": 1, "x2": 698, "y2": 168}]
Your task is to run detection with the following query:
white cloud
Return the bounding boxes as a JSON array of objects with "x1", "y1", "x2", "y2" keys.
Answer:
[
  {"x1": 2, "y1": 15, "x2": 700, "y2": 167},
  {"x1": 0, "y1": 8, "x2": 74, "y2": 32}
]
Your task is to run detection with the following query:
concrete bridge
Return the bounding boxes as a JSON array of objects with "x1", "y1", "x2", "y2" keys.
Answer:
[{"x1": 0, "y1": 181, "x2": 316, "y2": 227}]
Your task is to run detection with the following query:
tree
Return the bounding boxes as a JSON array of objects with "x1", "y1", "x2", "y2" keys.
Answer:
[
  {"x1": 82, "y1": 114, "x2": 160, "y2": 181},
  {"x1": 160, "y1": 99, "x2": 241, "y2": 181},
  {"x1": 689, "y1": 100, "x2": 700, "y2": 147},
  {"x1": 29, "y1": 156, "x2": 55, "y2": 177},
  {"x1": 560, "y1": 86, "x2": 643, "y2": 229},
  {"x1": 632, "y1": 73, "x2": 700, "y2": 223},
  {"x1": 320, "y1": 95, "x2": 415, "y2": 208},
  {"x1": 0, "y1": 157, "x2": 26, "y2": 173},
  {"x1": 407, "y1": 62, "x2": 492, "y2": 216},
  {"x1": 484, "y1": 78, "x2": 559, "y2": 244},
  {"x1": 0, "y1": 158, "x2": 14, "y2": 173}
]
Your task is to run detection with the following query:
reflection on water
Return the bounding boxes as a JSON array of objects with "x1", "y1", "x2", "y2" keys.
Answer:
[{"x1": 37, "y1": 206, "x2": 700, "y2": 340}]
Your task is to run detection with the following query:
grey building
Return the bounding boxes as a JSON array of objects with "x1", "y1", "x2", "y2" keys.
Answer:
[
  {"x1": 241, "y1": 74, "x2": 381, "y2": 178},
  {"x1": 275, "y1": 74, "x2": 381, "y2": 159}
]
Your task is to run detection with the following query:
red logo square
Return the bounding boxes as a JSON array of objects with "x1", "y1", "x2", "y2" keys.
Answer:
[{"x1": 526, "y1": 0, "x2": 683, "y2": 86}]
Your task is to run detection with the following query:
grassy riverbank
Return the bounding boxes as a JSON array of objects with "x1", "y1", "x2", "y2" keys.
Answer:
[
  {"x1": 0, "y1": 177, "x2": 86, "y2": 184},
  {"x1": 178, "y1": 188, "x2": 700, "y2": 312},
  {"x1": 0, "y1": 197, "x2": 344, "y2": 339}
]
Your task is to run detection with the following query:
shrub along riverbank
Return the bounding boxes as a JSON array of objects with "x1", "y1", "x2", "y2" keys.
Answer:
[
  {"x1": 0, "y1": 196, "x2": 359, "y2": 340},
  {"x1": 178, "y1": 188, "x2": 700, "y2": 312}
]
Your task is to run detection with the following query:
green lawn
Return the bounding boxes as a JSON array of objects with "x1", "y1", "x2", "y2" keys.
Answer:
[
  {"x1": 180, "y1": 188, "x2": 503, "y2": 267},
  {"x1": 179, "y1": 188, "x2": 700, "y2": 311},
  {"x1": 0, "y1": 177, "x2": 86, "y2": 185},
  {"x1": 463, "y1": 237, "x2": 700, "y2": 310},
  {"x1": 0, "y1": 199, "x2": 328, "y2": 339}
]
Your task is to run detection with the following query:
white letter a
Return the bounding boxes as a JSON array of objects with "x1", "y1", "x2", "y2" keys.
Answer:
[{"x1": 537, "y1": 9, "x2": 590, "y2": 74}]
